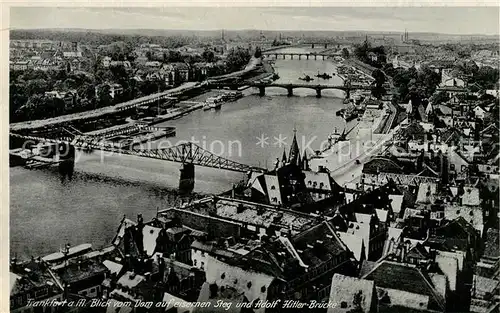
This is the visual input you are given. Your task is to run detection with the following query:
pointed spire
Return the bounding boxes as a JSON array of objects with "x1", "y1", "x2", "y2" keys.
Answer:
[
  {"x1": 288, "y1": 129, "x2": 300, "y2": 165},
  {"x1": 282, "y1": 149, "x2": 287, "y2": 163},
  {"x1": 302, "y1": 150, "x2": 309, "y2": 170},
  {"x1": 297, "y1": 152, "x2": 302, "y2": 167}
]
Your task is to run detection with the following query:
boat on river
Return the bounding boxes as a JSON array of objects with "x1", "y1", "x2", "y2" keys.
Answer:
[
  {"x1": 299, "y1": 74, "x2": 314, "y2": 82},
  {"x1": 203, "y1": 96, "x2": 224, "y2": 110},
  {"x1": 316, "y1": 72, "x2": 332, "y2": 79}
]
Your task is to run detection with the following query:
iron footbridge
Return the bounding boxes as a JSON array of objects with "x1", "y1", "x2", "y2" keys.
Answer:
[{"x1": 10, "y1": 133, "x2": 265, "y2": 173}]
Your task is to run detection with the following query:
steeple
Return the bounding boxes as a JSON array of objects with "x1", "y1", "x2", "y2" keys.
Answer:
[
  {"x1": 282, "y1": 149, "x2": 287, "y2": 163},
  {"x1": 288, "y1": 128, "x2": 300, "y2": 165},
  {"x1": 302, "y1": 150, "x2": 309, "y2": 171}
]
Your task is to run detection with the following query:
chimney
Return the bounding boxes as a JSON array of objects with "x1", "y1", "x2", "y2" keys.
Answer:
[{"x1": 158, "y1": 257, "x2": 165, "y2": 281}]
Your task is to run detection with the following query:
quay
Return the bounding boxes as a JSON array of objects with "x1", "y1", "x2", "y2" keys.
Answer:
[{"x1": 9, "y1": 82, "x2": 200, "y2": 132}]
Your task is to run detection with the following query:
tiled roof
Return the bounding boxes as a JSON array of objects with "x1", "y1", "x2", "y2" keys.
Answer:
[
  {"x1": 362, "y1": 157, "x2": 404, "y2": 175},
  {"x1": 290, "y1": 221, "x2": 347, "y2": 267},
  {"x1": 56, "y1": 260, "x2": 108, "y2": 284},
  {"x1": 363, "y1": 261, "x2": 445, "y2": 310},
  {"x1": 215, "y1": 198, "x2": 314, "y2": 234},
  {"x1": 328, "y1": 274, "x2": 375, "y2": 313}
]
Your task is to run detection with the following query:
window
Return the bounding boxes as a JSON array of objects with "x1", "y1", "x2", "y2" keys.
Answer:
[
  {"x1": 247, "y1": 282, "x2": 252, "y2": 289},
  {"x1": 90, "y1": 287, "x2": 96, "y2": 293},
  {"x1": 201, "y1": 262, "x2": 205, "y2": 269},
  {"x1": 261, "y1": 286, "x2": 266, "y2": 293},
  {"x1": 194, "y1": 259, "x2": 197, "y2": 266},
  {"x1": 221, "y1": 273, "x2": 226, "y2": 279},
  {"x1": 271, "y1": 186, "x2": 276, "y2": 190},
  {"x1": 340, "y1": 301, "x2": 348, "y2": 308}
]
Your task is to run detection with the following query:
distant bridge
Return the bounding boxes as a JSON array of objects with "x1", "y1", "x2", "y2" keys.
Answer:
[
  {"x1": 209, "y1": 81, "x2": 374, "y2": 98},
  {"x1": 10, "y1": 133, "x2": 264, "y2": 174},
  {"x1": 262, "y1": 52, "x2": 337, "y2": 61}
]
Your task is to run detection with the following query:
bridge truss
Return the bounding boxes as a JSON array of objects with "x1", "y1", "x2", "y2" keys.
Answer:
[{"x1": 10, "y1": 133, "x2": 263, "y2": 173}]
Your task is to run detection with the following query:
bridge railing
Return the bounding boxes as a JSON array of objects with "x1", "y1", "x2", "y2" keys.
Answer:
[{"x1": 11, "y1": 133, "x2": 266, "y2": 173}]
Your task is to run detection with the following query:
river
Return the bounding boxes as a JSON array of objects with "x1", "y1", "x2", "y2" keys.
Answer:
[{"x1": 10, "y1": 47, "x2": 349, "y2": 258}]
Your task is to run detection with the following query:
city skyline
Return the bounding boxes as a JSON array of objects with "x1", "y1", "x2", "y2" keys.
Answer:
[{"x1": 11, "y1": 7, "x2": 500, "y2": 36}]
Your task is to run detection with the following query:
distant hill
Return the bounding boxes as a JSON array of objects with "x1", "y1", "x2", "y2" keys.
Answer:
[{"x1": 10, "y1": 28, "x2": 499, "y2": 44}]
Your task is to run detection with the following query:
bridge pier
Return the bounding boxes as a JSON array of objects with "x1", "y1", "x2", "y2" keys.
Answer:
[
  {"x1": 57, "y1": 143, "x2": 75, "y2": 181},
  {"x1": 306, "y1": 55, "x2": 309, "y2": 60},
  {"x1": 275, "y1": 53, "x2": 278, "y2": 59},
  {"x1": 312, "y1": 44, "x2": 315, "y2": 48},
  {"x1": 298, "y1": 55, "x2": 301, "y2": 60},
  {"x1": 325, "y1": 44, "x2": 328, "y2": 49},
  {"x1": 179, "y1": 163, "x2": 195, "y2": 193},
  {"x1": 283, "y1": 54, "x2": 285, "y2": 60},
  {"x1": 316, "y1": 89, "x2": 322, "y2": 98},
  {"x1": 314, "y1": 55, "x2": 317, "y2": 60},
  {"x1": 287, "y1": 87, "x2": 293, "y2": 97},
  {"x1": 322, "y1": 55, "x2": 326, "y2": 60},
  {"x1": 259, "y1": 86, "x2": 265, "y2": 97}
]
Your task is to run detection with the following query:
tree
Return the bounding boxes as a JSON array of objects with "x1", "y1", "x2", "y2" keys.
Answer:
[
  {"x1": 254, "y1": 46, "x2": 262, "y2": 58},
  {"x1": 430, "y1": 91, "x2": 449, "y2": 105},
  {"x1": 96, "y1": 84, "x2": 112, "y2": 107},
  {"x1": 202, "y1": 49, "x2": 215, "y2": 63},
  {"x1": 474, "y1": 66, "x2": 499, "y2": 89},
  {"x1": 341, "y1": 48, "x2": 350, "y2": 58},
  {"x1": 225, "y1": 47, "x2": 251, "y2": 72},
  {"x1": 25, "y1": 79, "x2": 50, "y2": 96},
  {"x1": 372, "y1": 69, "x2": 385, "y2": 86}
]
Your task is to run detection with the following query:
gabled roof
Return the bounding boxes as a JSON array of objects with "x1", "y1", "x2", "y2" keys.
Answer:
[
  {"x1": 362, "y1": 157, "x2": 404, "y2": 175},
  {"x1": 427, "y1": 217, "x2": 479, "y2": 252},
  {"x1": 289, "y1": 221, "x2": 347, "y2": 267},
  {"x1": 362, "y1": 260, "x2": 446, "y2": 311}
]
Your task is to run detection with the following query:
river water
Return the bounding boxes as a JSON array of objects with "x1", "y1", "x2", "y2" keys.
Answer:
[{"x1": 10, "y1": 47, "x2": 348, "y2": 258}]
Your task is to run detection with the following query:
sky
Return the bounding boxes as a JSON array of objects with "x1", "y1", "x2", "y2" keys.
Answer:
[{"x1": 10, "y1": 7, "x2": 500, "y2": 35}]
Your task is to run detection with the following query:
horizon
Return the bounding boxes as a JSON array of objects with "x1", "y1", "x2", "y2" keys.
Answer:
[
  {"x1": 10, "y1": 7, "x2": 500, "y2": 36},
  {"x1": 10, "y1": 27, "x2": 500, "y2": 38}
]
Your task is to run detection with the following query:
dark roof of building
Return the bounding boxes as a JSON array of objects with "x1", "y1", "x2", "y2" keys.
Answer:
[
  {"x1": 291, "y1": 221, "x2": 347, "y2": 266},
  {"x1": 339, "y1": 183, "x2": 395, "y2": 220},
  {"x1": 397, "y1": 122, "x2": 426, "y2": 141},
  {"x1": 55, "y1": 260, "x2": 108, "y2": 284},
  {"x1": 427, "y1": 217, "x2": 479, "y2": 252},
  {"x1": 363, "y1": 261, "x2": 445, "y2": 311},
  {"x1": 483, "y1": 228, "x2": 500, "y2": 260},
  {"x1": 406, "y1": 243, "x2": 431, "y2": 260},
  {"x1": 11, "y1": 260, "x2": 62, "y2": 296},
  {"x1": 362, "y1": 157, "x2": 404, "y2": 175}
]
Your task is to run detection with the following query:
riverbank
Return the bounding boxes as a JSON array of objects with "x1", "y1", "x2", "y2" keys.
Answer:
[{"x1": 10, "y1": 52, "x2": 348, "y2": 259}]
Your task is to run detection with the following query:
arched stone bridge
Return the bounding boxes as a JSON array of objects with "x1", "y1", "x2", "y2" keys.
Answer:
[
  {"x1": 209, "y1": 82, "x2": 374, "y2": 98},
  {"x1": 262, "y1": 52, "x2": 333, "y2": 60}
]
